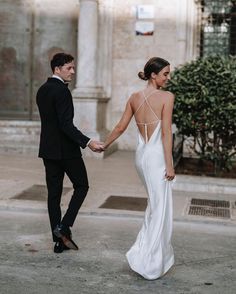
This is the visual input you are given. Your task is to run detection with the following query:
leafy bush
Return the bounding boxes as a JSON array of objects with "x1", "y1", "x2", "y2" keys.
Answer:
[{"x1": 167, "y1": 55, "x2": 236, "y2": 173}]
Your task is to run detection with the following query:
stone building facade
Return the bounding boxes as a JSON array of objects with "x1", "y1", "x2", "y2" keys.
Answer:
[{"x1": 0, "y1": 0, "x2": 200, "y2": 155}]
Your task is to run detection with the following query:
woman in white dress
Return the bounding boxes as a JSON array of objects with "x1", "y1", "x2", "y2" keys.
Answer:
[{"x1": 103, "y1": 57, "x2": 175, "y2": 280}]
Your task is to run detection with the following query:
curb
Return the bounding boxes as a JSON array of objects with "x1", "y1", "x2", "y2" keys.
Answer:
[{"x1": 1, "y1": 202, "x2": 236, "y2": 228}]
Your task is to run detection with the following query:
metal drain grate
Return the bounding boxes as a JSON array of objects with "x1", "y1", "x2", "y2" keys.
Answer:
[
  {"x1": 12, "y1": 185, "x2": 72, "y2": 201},
  {"x1": 99, "y1": 196, "x2": 147, "y2": 211},
  {"x1": 189, "y1": 206, "x2": 230, "y2": 219},
  {"x1": 190, "y1": 198, "x2": 230, "y2": 208}
]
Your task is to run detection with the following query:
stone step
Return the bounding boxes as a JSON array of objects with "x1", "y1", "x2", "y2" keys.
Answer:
[
  {"x1": 0, "y1": 134, "x2": 39, "y2": 142},
  {"x1": 0, "y1": 120, "x2": 40, "y2": 155},
  {"x1": 0, "y1": 144, "x2": 38, "y2": 155},
  {"x1": 0, "y1": 120, "x2": 40, "y2": 135},
  {"x1": 174, "y1": 174, "x2": 236, "y2": 195}
]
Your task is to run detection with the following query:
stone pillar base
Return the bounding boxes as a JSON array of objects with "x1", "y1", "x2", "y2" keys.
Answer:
[{"x1": 72, "y1": 93, "x2": 116, "y2": 158}]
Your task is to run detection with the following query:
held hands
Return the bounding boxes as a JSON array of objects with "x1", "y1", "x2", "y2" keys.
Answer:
[{"x1": 88, "y1": 140, "x2": 105, "y2": 153}]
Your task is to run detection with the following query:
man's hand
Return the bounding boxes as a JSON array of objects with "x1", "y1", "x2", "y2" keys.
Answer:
[{"x1": 88, "y1": 140, "x2": 105, "y2": 153}]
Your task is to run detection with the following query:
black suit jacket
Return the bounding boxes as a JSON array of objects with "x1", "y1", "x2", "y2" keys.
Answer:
[{"x1": 36, "y1": 77, "x2": 90, "y2": 159}]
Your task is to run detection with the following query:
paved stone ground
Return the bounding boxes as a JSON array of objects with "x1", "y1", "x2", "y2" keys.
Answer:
[
  {"x1": 0, "y1": 210, "x2": 236, "y2": 294},
  {"x1": 0, "y1": 152, "x2": 236, "y2": 294}
]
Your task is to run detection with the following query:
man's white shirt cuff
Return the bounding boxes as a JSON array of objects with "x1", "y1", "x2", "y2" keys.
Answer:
[{"x1": 87, "y1": 139, "x2": 92, "y2": 146}]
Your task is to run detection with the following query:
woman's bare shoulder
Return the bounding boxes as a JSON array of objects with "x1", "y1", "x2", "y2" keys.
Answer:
[
  {"x1": 128, "y1": 91, "x2": 141, "y2": 103},
  {"x1": 159, "y1": 90, "x2": 175, "y2": 103},
  {"x1": 158, "y1": 89, "x2": 174, "y2": 97}
]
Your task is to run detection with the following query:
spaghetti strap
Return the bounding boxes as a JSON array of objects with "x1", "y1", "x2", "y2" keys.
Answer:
[
  {"x1": 145, "y1": 96, "x2": 160, "y2": 121},
  {"x1": 134, "y1": 89, "x2": 160, "y2": 121},
  {"x1": 134, "y1": 89, "x2": 158, "y2": 116},
  {"x1": 134, "y1": 89, "x2": 161, "y2": 143}
]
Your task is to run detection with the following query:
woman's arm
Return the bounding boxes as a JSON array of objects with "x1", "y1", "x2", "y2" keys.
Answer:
[
  {"x1": 104, "y1": 99, "x2": 134, "y2": 149},
  {"x1": 161, "y1": 92, "x2": 175, "y2": 180}
]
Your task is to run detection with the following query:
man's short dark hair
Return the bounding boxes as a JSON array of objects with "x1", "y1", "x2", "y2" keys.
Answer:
[{"x1": 50, "y1": 53, "x2": 74, "y2": 73}]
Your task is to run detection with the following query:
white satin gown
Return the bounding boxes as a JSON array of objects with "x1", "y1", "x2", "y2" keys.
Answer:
[{"x1": 126, "y1": 90, "x2": 174, "y2": 280}]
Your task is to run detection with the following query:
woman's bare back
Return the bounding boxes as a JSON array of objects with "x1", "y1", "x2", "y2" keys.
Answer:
[{"x1": 130, "y1": 89, "x2": 167, "y2": 142}]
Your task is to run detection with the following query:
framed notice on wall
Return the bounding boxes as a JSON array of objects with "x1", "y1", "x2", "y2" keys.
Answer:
[
  {"x1": 137, "y1": 5, "x2": 154, "y2": 19},
  {"x1": 135, "y1": 21, "x2": 154, "y2": 36},
  {"x1": 135, "y1": 5, "x2": 154, "y2": 36}
]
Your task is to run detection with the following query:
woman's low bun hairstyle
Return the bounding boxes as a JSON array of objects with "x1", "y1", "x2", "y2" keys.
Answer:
[
  {"x1": 138, "y1": 57, "x2": 170, "y2": 81},
  {"x1": 138, "y1": 71, "x2": 148, "y2": 80}
]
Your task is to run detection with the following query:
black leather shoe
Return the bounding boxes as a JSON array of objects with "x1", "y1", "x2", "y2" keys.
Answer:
[
  {"x1": 54, "y1": 241, "x2": 64, "y2": 253},
  {"x1": 53, "y1": 224, "x2": 78, "y2": 250},
  {"x1": 53, "y1": 224, "x2": 71, "y2": 237},
  {"x1": 63, "y1": 244, "x2": 70, "y2": 251}
]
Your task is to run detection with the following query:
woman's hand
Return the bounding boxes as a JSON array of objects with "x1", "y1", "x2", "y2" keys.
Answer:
[{"x1": 165, "y1": 166, "x2": 175, "y2": 181}]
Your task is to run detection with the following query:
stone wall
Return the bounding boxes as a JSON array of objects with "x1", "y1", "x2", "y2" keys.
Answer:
[
  {"x1": 0, "y1": 0, "x2": 199, "y2": 153},
  {"x1": 0, "y1": 0, "x2": 78, "y2": 120},
  {"x1": 107, "y1": 0, "x2": 199, "y2": 150}
]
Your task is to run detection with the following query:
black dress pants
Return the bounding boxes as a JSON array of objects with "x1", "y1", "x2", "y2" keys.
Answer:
[{"x1": 43, "y1": 157, "x2": 89, "y2": 242}]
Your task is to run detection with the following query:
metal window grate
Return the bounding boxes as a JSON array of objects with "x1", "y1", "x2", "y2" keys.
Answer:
[
  {"x1": 189, "y1": 206, "x2": 230, "y2": 218},
  {"x1": 190, "y1": 198, "x2": 230, "y2": 208},
  {"x1": 200, "y1": 0, "x2": 236, "y2": 56}
]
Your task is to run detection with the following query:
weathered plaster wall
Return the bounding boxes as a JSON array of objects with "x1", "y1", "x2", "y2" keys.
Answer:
[
  {"x1": 0, "y1": 0, "x2": 78, "y2": 119},
  {"x1": 107, "y1": 0, "x2": 198, "y2": 150}
]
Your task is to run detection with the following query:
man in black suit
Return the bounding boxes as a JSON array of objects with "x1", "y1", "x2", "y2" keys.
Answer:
[{"x1": 36, "y1": 53, "x2": 103, "y2": 253}]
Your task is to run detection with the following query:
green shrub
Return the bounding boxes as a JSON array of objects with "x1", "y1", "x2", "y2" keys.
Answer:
[{"x1": 167, "y1": 55, "x2": 236, "y2": 174}]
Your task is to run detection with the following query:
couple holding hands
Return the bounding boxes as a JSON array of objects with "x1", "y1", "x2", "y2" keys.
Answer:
[{"x1": 36, "y1": 52, "x2": 175, "y2": 280}]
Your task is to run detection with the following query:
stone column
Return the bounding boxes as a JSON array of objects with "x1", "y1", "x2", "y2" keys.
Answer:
[
  {"x1": 74, "y1": 0, "x2": 100, "y2": 92},
  {"x1": 177, "y1": 0, "x2": 200, "y2": 65},
  {"x1": 72, "y1": 0, "x2": 116, "y2": 157}
]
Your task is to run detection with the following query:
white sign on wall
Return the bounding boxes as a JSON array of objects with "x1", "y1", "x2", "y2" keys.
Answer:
[
  {"x1": 137, "y1": 5, "x2": 154, "y2": 19},
  {"x1": 135, "y1": 21, "x2": 154, "y2": 36}
]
